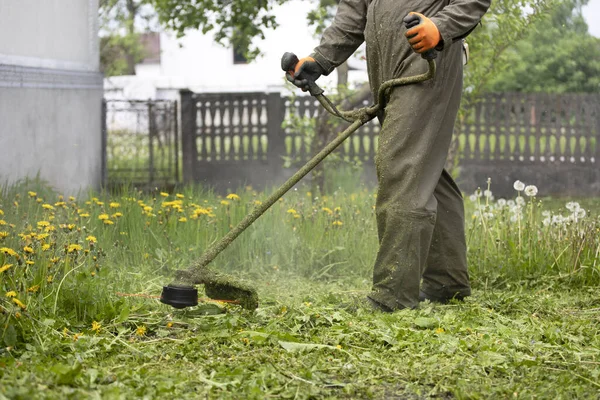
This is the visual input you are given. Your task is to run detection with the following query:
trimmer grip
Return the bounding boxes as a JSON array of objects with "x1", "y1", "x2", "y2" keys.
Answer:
[
  {"x1": 403, "y1": 14, "x2": 438, "y2": 60},
  {"x1": 281, "y1": 52, "x2": 299, "y2": 74}
]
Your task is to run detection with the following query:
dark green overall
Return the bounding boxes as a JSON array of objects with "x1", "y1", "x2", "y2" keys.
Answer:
[{"x1": 311, "y1": 0, "x2": 491, "y2": 310}]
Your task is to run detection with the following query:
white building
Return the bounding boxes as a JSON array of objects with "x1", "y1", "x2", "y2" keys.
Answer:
[
  {"x1": 0, "y1": 0, "x2": 103, "y2": 194},
  {"x1": 104, "y1": 0, "x2": 368, "y2": 100}
]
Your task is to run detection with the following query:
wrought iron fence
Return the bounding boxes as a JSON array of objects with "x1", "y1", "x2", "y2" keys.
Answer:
[{"x1": 103, "y1": 99, "x2": 179, "y2": 188}]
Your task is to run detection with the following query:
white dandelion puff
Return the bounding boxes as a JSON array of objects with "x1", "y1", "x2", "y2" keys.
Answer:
[
  {"x1": 515, "y1": 196, "x2": 526, "y2": 206},
  {"x1": 566, "y1": 201, "x2": 580, "y2": 212},
  {"x1": 497, "y1": 199, "x2": 507, "y2": 207},
  {"x1": 524, "y1": 185, "x2": 538, "y2": 197},
  {"x1": 542, "y1": 217, "x2": 551, "y2": 226},
  {"x1": 469, "y1": 194, "x2": 477, "y2": 202},
  {"x1": 541, "y1": 210, "x2": 551, "y2": 217},
  {"x1": 484, "y1": 190, "x2": 493, "y2": 198},
  {"x1": 575, "y1": 208, "x2": 586, "y2": 219},
  {"x1": 513, "y1": 180, "x2": 525, "y2": 191},
  {"x1": 507, "y1": 200, "x2": 516, "y2": 207}
]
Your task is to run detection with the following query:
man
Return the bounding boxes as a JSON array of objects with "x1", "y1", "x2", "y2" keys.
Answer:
[{"x1": 286, "y1": 0, "x2": 491, "y2": 311}]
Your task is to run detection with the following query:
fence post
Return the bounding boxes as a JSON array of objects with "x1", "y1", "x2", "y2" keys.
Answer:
[
  {"x1": 101, "y1": 99, "x2": 107, "y2": 188},
  {"x1": 148, "y1": 100, "x2": 156, "y2": 185},
  {"x1": 180, "y1": 89, "x2": 197, "y2": 184},
  {"x1": 266, "y1": 92, "x2": 285, "y2": 172}
]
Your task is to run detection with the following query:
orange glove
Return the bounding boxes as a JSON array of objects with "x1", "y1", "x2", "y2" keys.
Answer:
[
  {"x1": 404, "y1": 12, "x2": 441, "y2": 54},
  {"x1": 285, "y1": 56, "x2": 324, "y2": 92}
]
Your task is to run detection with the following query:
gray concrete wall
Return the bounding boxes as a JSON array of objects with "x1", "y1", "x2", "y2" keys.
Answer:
[{"x1": 0, "y1": 0, "x2": 103, "y2": 194}]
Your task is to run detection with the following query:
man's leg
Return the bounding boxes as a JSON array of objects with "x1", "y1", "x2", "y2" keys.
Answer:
[{"x1": 421, "y1": 169, "x2": 471, "y2": 302}]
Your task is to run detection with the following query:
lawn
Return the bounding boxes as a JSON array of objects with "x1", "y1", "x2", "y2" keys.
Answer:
[{"x1": 1, "y1": 178, "x2": 599, "y2": 398}]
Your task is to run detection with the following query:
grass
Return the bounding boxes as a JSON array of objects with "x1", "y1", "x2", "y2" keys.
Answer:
[{"x1": 1, "y1": 177, "x2": 599, "y2": 398}]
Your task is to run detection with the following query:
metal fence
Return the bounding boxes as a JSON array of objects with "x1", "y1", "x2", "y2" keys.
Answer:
[
  {"x1": 103, "y1": 99, "x2": 179, "y2": 189},
  {"x1": 103, "y1": 92, "x2": 600, "y2": 196}
]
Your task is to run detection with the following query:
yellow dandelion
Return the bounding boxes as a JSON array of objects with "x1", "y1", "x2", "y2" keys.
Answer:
[
  {"x1": 253, "y1": 200, "x2": 262, "y2": 206},
  {"x1": 47, "y1": 275, "x2": 53, "y2": 283},
  {"x1": 332, "y1": 220, "x2": 343, "y2": 226},
  {"x1": 86, "y1": 235, "x2": 97, "y2": 243},
  {"x1": 307, "y1": 192, "x2": 312, "y2": 197},
  {"x1": 143, "y1": 206, "x2": 153, "y2": 213},
  {"x1": 36, "y1": 198, "x2": 43, "y2": 203},
  {"x1": 176, "y1": 193, "x2": 184, "y2": 199},
  {"x1": 28, "y1": 191, "x2": 37, "y2": 198},
  {"x1": 27, "y1": 285, "x2": 40, "y2": 293},
  {"x1": 79, "y1": 212, "x2": 90, "y2": 218},
  {"x1": 136, "y1": 326, "x2": 147, "y2": 336},
  {"x1": 160, "y1": 192, "x2": 169, "y2": 197},
  {"x1": 0, "y1": 210, "x2": 3, "y2": 215},
  {"x1": 26, "y1": 260, "x2": 35, "y2": 265},
  {"x1": 294, "y1": 214, "x2": 301, "y2": 219},
  {"x1": 67, "y1": 244, "x2": 82, "y2": 253},
  {"x1": 435, "y1": 327, "x2": 445, "y2": 334},
  {"x1": 178, "y1": 217, "x2": 187, "y2": 222},
  {"x1": 50, "y1": 257, "x2": 60, "y2": 263},
  {"x1": 6, "y1": 291, "x2": 17, "y2": 298},
  {"x1": 36, "y1": 233, "x2": 49, "y2": 241},
  {"x1": 336, "y1": 344, "x2": 342, "y2": 349},
  {"x1": 1, "y1": 247, "x2": 18, "y2": 257},
  {"x1": 98, "y1": 214, "x2": 109, "y2": 220},
  {"x1": 220, "y1": 200, "x2": 230, "y2": 206},
  {"x1": 287, "y1": 209, "x2": 297, "y2": 214},
  {"x1": 334, "y1": 207, "x2": 341, "y2": 212},
  {"x1": 91, "y1": 321, "x2": 101, "y2": 333},
  {"x1": 0, "y1": 220, "x2": 6, "y2": 225},
  {"x1": 0, "y1": 264, "x2": 12, "y2": 273},
  {"x1": 95, "y1": 201, "x2": 104, "y2": 206},
  {"x1": 42, "y1": 204, "x2": 54, "y2": 210},
  {"x1": 15, "y1": 312, "x2": 21, "y2": 318},
  {"x1": 226, "y1": 193, "x2": 241, "y2": 201},
  {"x1": 54, "y1": 201, "x2": 66, "y2": 207},
  {"x1": 67, "y1": 224, "x2": 76, "y2": 231},
  {"x1": 68, "y1": 196, "x2": 76, "y2": 202},
  {"x1": 42, "y1": 244, "x2": 51, "y2": 251},
  {"x1": 44, "y1": 225, "x2": 56, "y2": 232},
  {"x1": 72, "y1": 333, "x2": 82, "y2": 341},
  {"x1": 109, "y1": 202, "x2": 120, "y2": 208},
  {"x1": 23, "y1": 246, "x2": 34, "y2": 254},
  {"x1": 112, "y1": 212, "x2": 123, "y2": 218},
  {"x1": 166, "y1": 322, "x2": 174, "y2": 328},
  {"x1": 103, "y1": 219, "x2": 114, "y2": 225},
  {"x1": 0, "y1": 231, "x2": 9, "y2": 239},
  {"x1": 322, "y1": 207, "x2": 333, "y2": 215},
  {"x1": 13, "y1": 298, "x2": 26, "y2": 310}
]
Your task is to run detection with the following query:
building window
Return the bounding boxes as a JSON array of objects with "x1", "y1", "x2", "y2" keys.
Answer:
[{"x1": 233, "y1": 46, "x2": 248, "y2": 64}]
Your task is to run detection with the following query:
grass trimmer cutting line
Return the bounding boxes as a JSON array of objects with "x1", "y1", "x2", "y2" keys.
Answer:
[{"x1": 160, "y1": 16, "x2": 437, "y2": 311}]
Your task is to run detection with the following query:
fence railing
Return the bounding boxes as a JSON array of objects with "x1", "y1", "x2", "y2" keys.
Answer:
[{"x1": 104, "y1": 91, "x2": 600, "y2": 196}]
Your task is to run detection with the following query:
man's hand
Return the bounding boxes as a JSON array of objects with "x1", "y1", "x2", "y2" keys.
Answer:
[
  {"x1": 404, "y1": 12, "x2": 441, "y2": 54},
  {"x1": 285, "y1": 57, "x2": 325, "y2": 92}
]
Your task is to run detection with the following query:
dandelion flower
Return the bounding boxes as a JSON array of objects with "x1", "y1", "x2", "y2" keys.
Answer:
[
  {"x1": 12, "y1": 298, "x2": 26, "y2": 310},
  {"x1": 98, "y1": 214, "x2": 109, "y2": 220},
  {"x1": 483, "y1": 190, "x2": 492, "y2": 198},
  {"x1": 253, "y1": 200, "x2": 262, "y2": 206},
  {"x1": 23, "y1": 246, "x2": 34, "y2": 254},
  {"x1": 332, "y1": 220, "x2": 343, "y2": 226},
  {"x1": 497, "y1": 199, "x2": 507, "y2": 207},
  {"x1": 37, "y1": 221, "x2": 50, "y2": 228},
  {"x1": 27, "y1": 285, "x2": 39, "y2": 293},
  {"x1": 86, "y1": 236, "x2": 97, "y2": 243},
  {"x1": 287, "y1": 209, "x2": 297, "y2": 214},
  {"x1": 26, "y1": 260, "x2": 35, "y2": 265},
  {"x1": 28, "y1": 191, "x2": 37, "y2": 198},
  {"x1": 42, "y1": 204, "x2": 54, "y2": 210},
  {"x1": 220, "y1": 200, "x2": 230, "y2": 206},
  {"x1": 91, "y1": 321, "x2": 101, "y2": 333},
  {"x1": 524, "y1": 185, "x2": 538, "y2": 197},
  {"x1": 0, "y1": 231, "x2": 9, "y2": 239},
  {"x1": 513, "y1": 180, "x2": 525, "y2": 191},
  {"x1": 322, "y1": 207, "x2": 333, "y2": 215},
  {"x1": 575, "y1": 208, "x2": 586, "y2": 219},
  {"x1": 47, "y1": 275, "x2": 53, "y2": 283},
  {"x1": 6, "y1": 291, "x2": 17, "y2": 298},
  {"x1": 103, "y1": 220, "x2": 114, "y2": 225},
  {"x1": 67, "y1": 244, "x2": 82, "y2": 253},
  {"x1": 69, "y1": 196, "x2": 76, "y2": 202},
  {"x1": 0, "y1": 247, "x2": 18, "y2": 257},
  {"x1": 0, "y1": 264, "x2": 12, "y2": 273},
  {"x1": 542, "y1": 217, "x2": 551, "y2": 226},
  {"x1": 136, "y1": 326, "x2": 147, "y2": 336},
  {"x1": 109, "y1": 202, "x2": 120, "y2": 208},
  {"x1": 178, "y1": 217, "x2": 187, "y2": 222},
  {"x1": 160, "y1": 192, "x2": 169, "y2": 197},
  {"x1": 166, "y1": 322, "x2": 174, "y2": 328},
  {"x1": 42, "y1": 244, "x2": 51, "y2": 251},
  {"x1": 475, "y1": 188, "x2": 483, "y2": 198},
  {"x1": 0, "y1": 210, "x2": 3, "y2": 215},
  {"x1": 0, "y1": 220, "x2": 6, "y2": 226},
  {"x1": 515, "y1": 197, "x2": 525, "y2": 206},
  {"x1": 226, "y1": 193, "x2": 240, "y2": 201},
  {"x1": 435, "y1": 327, "x2": 445, "y2": 334},
  {"x1": 565, "y1": 201, "x2": 580, "y2": 212},
  {"x1": 468, "y1": 195, "x2": 477, "y2": 202}
]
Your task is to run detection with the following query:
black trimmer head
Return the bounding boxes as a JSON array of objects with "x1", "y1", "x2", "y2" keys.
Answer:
[{"x1": 160, "y1": 286, "x2": 198, "y2": 309}]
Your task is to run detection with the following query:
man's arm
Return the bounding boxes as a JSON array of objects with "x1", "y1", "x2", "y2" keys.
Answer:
[
  {"x1": 311, "y1": 0, "x2": 369, "y2": 76},
  {"x1": 430, "y1": 0, "x2": 492, "y2": 50}
]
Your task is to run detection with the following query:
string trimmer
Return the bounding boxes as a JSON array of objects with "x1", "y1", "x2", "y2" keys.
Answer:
[{"x1": 160, "y1": 15, "x2": 437, "y2": 311}]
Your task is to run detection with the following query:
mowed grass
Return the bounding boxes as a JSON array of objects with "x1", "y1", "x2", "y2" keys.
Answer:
[{"x1": 1, "y1": 177, "x2": 599, "y2": 398}]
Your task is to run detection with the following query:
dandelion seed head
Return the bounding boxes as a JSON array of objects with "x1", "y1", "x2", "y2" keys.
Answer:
[
  {"x1": 524, "y1": 185, "x2": 538, "y2": 197},
  {"x1": 515, "y1": 197, "x2": 525, "y2": 206},
  {"x1": 565, "y1": 201, "x2": 580, "y2": 212},
  {"x1": 469, "y1": 194, "x2": 477, "y2": 202},
  {"x1": 497, "y1": 199, "x2": 507, "y2": 207},
  {"x1": 513, "y1": 180, "x2": 525, "y2": 191},
  {"x1": 483, "y1": 190, "x2": 492, "y2": 198}
]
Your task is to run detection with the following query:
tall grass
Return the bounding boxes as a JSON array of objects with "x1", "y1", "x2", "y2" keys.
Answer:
[{"x1": 1, "y1": 175, "x2": 598, "y2": 347}]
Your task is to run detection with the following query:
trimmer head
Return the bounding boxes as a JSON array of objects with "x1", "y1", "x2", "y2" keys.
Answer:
[{"x1": 160, "y1": 286, "x2": 198, "y2": 309}]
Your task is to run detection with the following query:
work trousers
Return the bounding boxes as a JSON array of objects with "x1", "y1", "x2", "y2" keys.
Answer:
[{"x1": 365, "y1": 0, "x2": 471, "y2": 310}]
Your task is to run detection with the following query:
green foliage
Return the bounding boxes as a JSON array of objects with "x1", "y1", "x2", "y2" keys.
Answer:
[
  {"x1": 150, "y1": 0, "x2": 287, "y2": 61},
  {"x1": 485, "y1": 0, "x2": 600, "y2": 92},
  {"x1": 1, "y1": 178, "x2": 600, "y2": 397}
]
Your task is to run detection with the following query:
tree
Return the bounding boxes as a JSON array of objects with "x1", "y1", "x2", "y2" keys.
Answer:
[
  {"x1": 99, "y1": 0, "x2": 158, "y2": 76},
  {"x1": 484, "y1": 0, "x2": 600, "y2": 93}
]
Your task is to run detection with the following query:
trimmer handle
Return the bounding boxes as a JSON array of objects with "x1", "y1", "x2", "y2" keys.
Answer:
[
  {"x1": 403, "y1": 14, "x2": 438, "y2": 61},
  {"x1": 281, "y1": 52, "x2": 324, "y2": 96}
]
